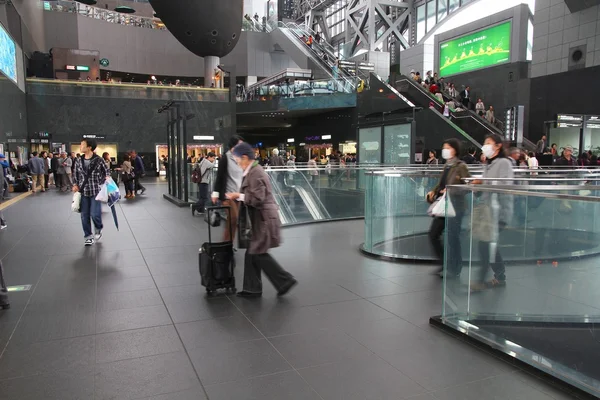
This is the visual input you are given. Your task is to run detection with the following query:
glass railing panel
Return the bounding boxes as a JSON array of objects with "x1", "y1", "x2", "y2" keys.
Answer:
[
  {"x1": 27, "y1": 79, "x2": 228, "y2": 102},
  {"x1": 442, "y1": 184, "x2": 600, "y2": 397}
]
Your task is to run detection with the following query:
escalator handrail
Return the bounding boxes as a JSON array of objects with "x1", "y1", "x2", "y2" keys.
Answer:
[
  {"x1": 283, "y1": 26, "x2": 356, "y2": 89},
  {"x1": 266, "y1": 171, "x2": 297, "y2": 224},
  {"x1": 284, "y1": 170, "x2": 332, "y2": 220}
]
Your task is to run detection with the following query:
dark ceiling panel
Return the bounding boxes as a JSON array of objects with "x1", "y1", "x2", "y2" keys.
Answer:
[{"x1": 564, "y1": 0, "x2": 600, "y2": 13}]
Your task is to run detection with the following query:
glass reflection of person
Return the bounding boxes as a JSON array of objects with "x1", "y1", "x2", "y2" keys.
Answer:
[{"x1": 471, "y1": 134, "x2": 514, "y2": 291}]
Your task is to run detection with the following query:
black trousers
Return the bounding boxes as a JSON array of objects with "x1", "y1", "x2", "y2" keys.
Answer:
[
  {"x1": 134, "y1": 176, "x2": 145, "y2": 192},
  {"x1": 242, "y1": 252, "x2": 295, "y2": 293},
  {"x1": 428, "y1": 212, "x2": 464, "y2": 275},
  {"x1": 195, "y1": 183, "x2": 209, "y2": 211}
]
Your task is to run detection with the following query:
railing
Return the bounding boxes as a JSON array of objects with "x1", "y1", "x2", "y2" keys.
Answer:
[
  {"x1": 240, "y1": 77, "x2": 356, "y2": 101},
  {"x1": 440, "y1": 183, "x2": 600, "y2": 398},
  {"x1": 27, "y1": 78, "x2": 229, "y2": 102},
  {"x1": 43, "y1": 0, "x2": 166, "y2": 30}
]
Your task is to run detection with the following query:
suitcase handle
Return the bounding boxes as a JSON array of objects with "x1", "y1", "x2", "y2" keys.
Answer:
[{"x1": 205, "y1": 205, "x2": 233, "y2": 243}]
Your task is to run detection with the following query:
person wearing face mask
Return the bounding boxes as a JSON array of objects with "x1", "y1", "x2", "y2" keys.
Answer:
[
  {"x1": 226, "y1": 142, "x2": 297, "y2": 298},
  {"x1": 427, "y1": 139, "x2": 471, "y2": 277},
  {"x1": 471, "y1": 134, "x2": 514, "y2": 291}
]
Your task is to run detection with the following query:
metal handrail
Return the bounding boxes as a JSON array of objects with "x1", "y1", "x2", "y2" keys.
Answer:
[{"x1": 447, "y1": 184, "x2": 600, "y2": 202}]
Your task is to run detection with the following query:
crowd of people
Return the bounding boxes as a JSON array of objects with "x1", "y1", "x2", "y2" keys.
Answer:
[{"x1": 411, "y1": 69, "x2": 500, "y2": 128}]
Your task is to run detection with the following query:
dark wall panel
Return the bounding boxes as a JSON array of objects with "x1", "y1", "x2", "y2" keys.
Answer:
[
  {"x1": 26, "y1": 95, "x2": 234, "y2": 154},
  {"x1": 529, "y1": 65, "x2": 600, "y2": 141},
  {"x1": 444, "y1": 62, "x2": 531, "y2": 135},
  {"x1": 0, "y1": 77, "x2": 28, "y2": 142}
]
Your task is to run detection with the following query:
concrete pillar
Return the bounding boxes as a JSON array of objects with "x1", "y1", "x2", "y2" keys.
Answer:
[
  {"x1": 204, "y1": 55, "x2": 220, "y2": 88},
  {"x1": 246, "y1": 76, "x2": 258, "y2": 87}
]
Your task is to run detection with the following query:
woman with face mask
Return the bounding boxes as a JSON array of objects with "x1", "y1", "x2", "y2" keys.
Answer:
[
  {"x1": 427, "y1": 138, "x2": 471, "y2": 277},
  {"x1": 471, "y1": 134, "x2": 514, "y2": 291},
  {"x1": 226, "y1": 142, "x2": 297, "y2": 297}
]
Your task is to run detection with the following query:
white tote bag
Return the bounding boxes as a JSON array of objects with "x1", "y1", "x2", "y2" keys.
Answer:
[
  {"x1": 71, "y1": 192, "x2": 82, "y2": 213},
  {"x1": 430, "y1": 193, "x2": 456, "y2": 218}
]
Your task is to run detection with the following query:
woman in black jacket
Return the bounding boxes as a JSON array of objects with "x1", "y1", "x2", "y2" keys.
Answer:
[{"x1": 211, "y1": 135, "x2": 244, "y2": 241}]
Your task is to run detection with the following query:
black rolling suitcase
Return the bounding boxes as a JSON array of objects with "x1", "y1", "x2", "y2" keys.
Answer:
[{"x1": 199, "y1": 206, "x2": 236, "y2": 295}]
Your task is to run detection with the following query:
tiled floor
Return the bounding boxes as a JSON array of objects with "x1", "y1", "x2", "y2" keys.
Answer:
[{"x1": 0, "y1": 182, "x2": 578, "y2": 399}]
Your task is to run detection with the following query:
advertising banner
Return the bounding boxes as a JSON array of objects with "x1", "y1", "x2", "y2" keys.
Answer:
[
  {"x1": 439, "y1": 20, "x2": 512, "y2": 77},
  {"x1": 0, "y1": 22, "x2": 17, "y2": 83}
]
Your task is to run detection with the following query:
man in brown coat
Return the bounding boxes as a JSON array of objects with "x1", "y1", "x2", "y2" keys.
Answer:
[{"x1": 225, "y1": 142, "x2": 297, "y2": 298}]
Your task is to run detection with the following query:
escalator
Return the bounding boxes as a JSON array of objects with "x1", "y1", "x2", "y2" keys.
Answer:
[
  {"x1": 370, "y1": 74, "x2": 482, "y2": 149},
  {"x1": 271, "y1": 23, "x2": 357, "y2": 91},
  {"x1": 266, "y1": 172, "x2": 297, "y2": 225},
  {"x1": 393, "y1": 75, "x2": 498, "y2": 146}
]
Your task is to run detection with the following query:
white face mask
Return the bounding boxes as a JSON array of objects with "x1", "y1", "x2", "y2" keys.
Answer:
[
  {"x1": 441, "y1": 149, "x2": 453, "y2": 160},
  {"x1": 482, "y1": 144, "x2": 496, "y2": 158}
]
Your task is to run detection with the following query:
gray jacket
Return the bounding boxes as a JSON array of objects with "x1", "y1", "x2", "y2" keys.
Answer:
[
  {"x1": 482, "y1": 157, "x2": 514, "y2": 225},
  {"x1": 197, "y1": 158, "x2": 214, "y2": 184}
]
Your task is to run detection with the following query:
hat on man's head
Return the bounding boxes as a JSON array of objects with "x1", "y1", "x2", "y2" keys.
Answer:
[
  {"x1": 231, "y1": 142, "x2": 256, "y2": 160},
  {"x1": 565, "y1": 145, "x2": 574, "y2": 152}
]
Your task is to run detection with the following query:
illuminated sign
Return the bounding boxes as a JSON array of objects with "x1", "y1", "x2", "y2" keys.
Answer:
[
  {"x1": 585, "y1": 115, "x2": 600, "y2": 129},
  {"x1": 99, "y1": 58, "x2": 110, "y2": 67},
  {"x1": 305, "y1": 136, "x2": 321, "y2": 141},
  {"x1": 66, "y1": 65, "x2": 76, "y2": 70},
  {"x1": 76, "y1": 65, "x2": 90, "y2": 71},
  {"x1": 0, "y1": 21, "x2": 17, "y2": 83},
  {"x1": 557, "y1": 114, "x2": 583, "y2": 128},
  {"x1": 193, "y1": 135, "x2": 215, "y2": 141},
  {"x1": 321, "y1": 135, "x2": 332, "y2": 140},
  {"x1": 439, "y1": 20, "x2": 512, "y2": 76},
  {"x1": 287, "y1": 138, "x2": 294, "y2": 143}
]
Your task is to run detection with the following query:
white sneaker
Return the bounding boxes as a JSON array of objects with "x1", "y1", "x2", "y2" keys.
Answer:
[
  {"x1": 0, "y1": 224, "x2": 7, "y2": 230},
  {"x1": 94, "y1": 230, "x2": 103, "y2": 242},
  {"x1": 84, "y1": 238, "x2": 95, "y2": 246}
]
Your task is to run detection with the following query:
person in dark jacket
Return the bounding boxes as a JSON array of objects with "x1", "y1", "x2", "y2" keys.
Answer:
[
  {"x1": 226, "y1": 142, "x2": 297, "y2": 298},
  {"x1": 427, "y1": 139, "x2": 471, "y2": 278},
  {"x1": 462, "y1": 147, "x2": 478, "y2": 164},
  {"x1": 50, "y1": 152, "x2": 60, "y2": 189},
  {"x1": 212, "y1": 135, "x2": 244, "y2": 241},
  {"x1": 556, "y1": 145, "x2": 577, "y2": 166},
  {"x1": 130, "y1": 150, "x2": 146, "y2": 195}
]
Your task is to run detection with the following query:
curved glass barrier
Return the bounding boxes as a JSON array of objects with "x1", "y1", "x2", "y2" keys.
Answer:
[
  {"x1": 362, "y1": 168, "x2": 600, "y2": 261},
  {"x1": 440, "y1": 184, "x2": 600, "y2": 398}
]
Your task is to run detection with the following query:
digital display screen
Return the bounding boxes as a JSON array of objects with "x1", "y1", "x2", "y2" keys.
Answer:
[
  {"x1": 439, "y1": 20, "x2": 512, "y2": 77},
  {"x1": 0, "y1": 22, "x2": 17, "y2": 83}
]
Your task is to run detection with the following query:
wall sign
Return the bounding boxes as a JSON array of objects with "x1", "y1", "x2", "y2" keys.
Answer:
[
  {"x1": 557, "y1": 114, "x2": 583, "y2": 128},
  {"x1": 584, "y1": 115, "x2": 600, "y2": 129},
  {"x1": 305, "y1": 136, "x2": 321, "y2": 141},
  {"x1": 100, "y1": 58, "x2": 110, "y2": 67}
]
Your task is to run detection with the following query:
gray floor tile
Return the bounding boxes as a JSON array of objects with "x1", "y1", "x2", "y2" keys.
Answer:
[
  {"x1": 176, "y1": 315, "x2": 262, "y2": 351},
  {"x1": 152, "y1": 268, "x2": 202, "y2": 288},
  {"x1": 96, "y1": 248, "x2": 146, "y2": 266},
  {"x1": 368, "y1": 290, "x2": 442, "y2": 327},
  {"x1": 205, "y1": 371, "x2": 321, "y2": 400},
  {"x1": 97, "y1": 264, "x2": 151, "y2": 279},
  {"x1": 0, "y1": 335, "x2": 95, "y2": 379},
  {"x1": 97, "y1": 275, "x2": 156, "y2": 294},
  {"x1": 95, "y1": 325, "x2": 184, "y2": 364},
  {"x1": 164, "y1": 296, "x2": 240, "y2": 324},
  {"x1": 94, "y1": 352, "x2": 200, "y2": 400},
  {"x1": 378, "y1": 330, "x2": 514, "y2": 391},
  {"x1": 140, "y1": 386, "x2": 207, "y2": 400},
  {"x1": 188, "y1": 338, "x2": 292, "y2": 385},
  {"x1": 269, "y1": 328, "x2": 374, "y2": 369},
  {"x1": 95, "y1": 304, "x2": 171, "y2": 333},
  {"x1": 432, "y1": 373, "x2": 558, "y2": 400},
  {"x1": 298, "y1": 353, "x2": 427, "y2": 400},
  {"x1": 339, "y1": 278, "x2": 413, "y2": 298},
  {"x1": 11, "y1": 310, "x2": 96, "y2": 345},
  {"x1": 0, "y1": 368, "x2": 95, "y2": 400},
  {"x1": 96, "y1": 288, "x2": 163, "y2": 311}
]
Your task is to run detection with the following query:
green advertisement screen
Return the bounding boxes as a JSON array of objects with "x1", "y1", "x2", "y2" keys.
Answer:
[{"x1": 439, "y1": 20, "x2": 512, "y2": 76}]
